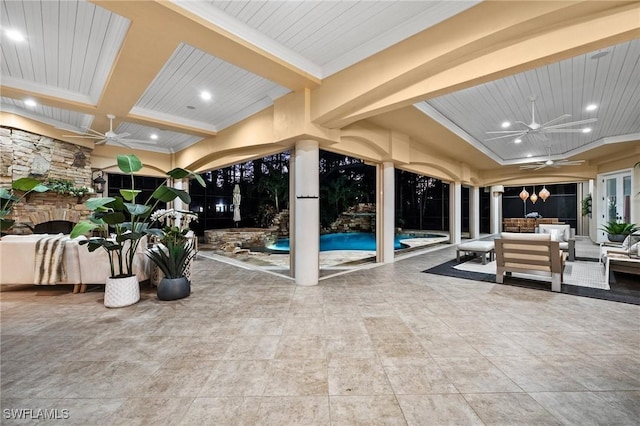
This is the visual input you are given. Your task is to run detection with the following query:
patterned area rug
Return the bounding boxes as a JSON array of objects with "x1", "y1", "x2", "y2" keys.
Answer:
[
  {"x1": 453, "y1": 259, "x2": 610, "y2": 289},
  {"x1": 423, "y1": 256, "x2": 640, "y2": 305}
]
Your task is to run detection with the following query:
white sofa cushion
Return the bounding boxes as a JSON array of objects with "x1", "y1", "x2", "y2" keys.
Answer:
[{"x1": 539, "y1": 224, "x2": 571, "y2": 242}]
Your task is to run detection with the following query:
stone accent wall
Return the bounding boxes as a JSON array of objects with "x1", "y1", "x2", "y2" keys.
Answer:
[
  {"x1": 327, "y1": 203, "x2": 376, "y2": 234},
  {"x1": 1, "y1": 127, "x2": 93, "y2": 234}
]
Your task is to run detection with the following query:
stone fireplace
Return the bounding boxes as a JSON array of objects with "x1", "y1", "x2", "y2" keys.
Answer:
[{"x1": 1, "y1": 127, "x2": 93, "y2": 235}]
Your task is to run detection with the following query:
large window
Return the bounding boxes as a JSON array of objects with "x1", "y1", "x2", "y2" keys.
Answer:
[{"x1": 502, "y1": 183, "x2": 578, "y2": 229}]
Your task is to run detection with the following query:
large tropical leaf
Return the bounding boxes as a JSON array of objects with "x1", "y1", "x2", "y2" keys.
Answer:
[
  {"x1": 100, "y1": 212, "x2": 127, "y2": 225},
  {"x1": 86, "y1": 197, "x2": 115, "y2": 210},
  {"x1": 70, "y1": 221, "x2": 99, "y2": 238},
  {"x1": 120, "y1": 189, "x2": 142, "y2": 202},
  {"x1": 167, "y1": 168, "x2": 206, "y2": 187},
  {"x1": 0, "y1": 188, "x2": 18, "y2": 201},
  {"x1": 117, "y1": 154, "x2": 143, "y2": 174},
  {"x1": 124, "y1": 202, "x2": 150, "y2": 216},
  {"x1": 11, "y1": 177, "x2": 45, "y2": 192},
  {"x1": 152, "y1": 186, "x2": 191, "y2": 204}
]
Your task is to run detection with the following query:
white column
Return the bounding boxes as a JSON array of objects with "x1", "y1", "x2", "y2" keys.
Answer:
[
  {"x1": 449, "y1": 182, "x2": 462, "y2": 244},
  {"x1": 381, "y1": 162, "x2": 395, "y2": 263},
  {"x1": 490, "y1": 185, "x2": 504, "y2": 235},
  {"x1": 172, "y1": 178, "x2": 188, "y2": 227},
  {"x1": 293, "y1": 140, "x2": 319, "y2": 286},
  {"x1": 469, "y1": 186, "x2": 480, "y2": 240}
]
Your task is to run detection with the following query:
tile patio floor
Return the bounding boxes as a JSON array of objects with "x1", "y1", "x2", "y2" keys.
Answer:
[{"x1": 1, "y1": 244, "x2": 639, "y2": 425}]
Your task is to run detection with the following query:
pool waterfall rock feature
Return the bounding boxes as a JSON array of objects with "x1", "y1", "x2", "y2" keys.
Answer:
[
  {"x1": 327, "y1": 203, "x2": 376, "y2": 234},
  {"x1": 204, "y1": 228, "x2": 279, "y2": 253}
]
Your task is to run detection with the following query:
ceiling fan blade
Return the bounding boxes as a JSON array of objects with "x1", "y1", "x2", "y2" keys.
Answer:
[
  {"x1": 115, "y1": 132, "x2": 131, "y2": 139},
  {"x1": 515, "y1": 120, "x2": 533, "y2": 129},
  {"x1": 543, "y1": 117, "x2": 597, "y2": 129},
  {"x1": 534, "y1": 164, "x2": 547, "y2": 170},
  {"x1": 486, "y1": 130, "x2": 528, "y2": 134},
  {"x1": 540, "y1": 114, "x2": 571, "y2": 127},
  {"x1": 557, "y1": 160, "x2": 586, "y2": 165},
  {"x1": 63, "y1": 134, "x2": 104, "y2": 140},
  {"x1": 485, "y1": 132, "x2": 527, "y2": 141},
  {"x1": 519, "y1": 163, "x2": 542, "y2": 170},
  {"x1": 94, "y1": 139, "x2": 108, "y2": 145},
  {"x1": 112, "y1": 139, "x2": 134, "y2": 149}
]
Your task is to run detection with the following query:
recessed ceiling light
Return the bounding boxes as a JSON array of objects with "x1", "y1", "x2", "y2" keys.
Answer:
[
  {"x1": 200, "y1": 91, "x2": 212, "y2": 101},
  {"x1": 582, "y1": 128, "x2": 592, "y2": 133},
  {"x1": 501, "y1": 121, "x2": 510, "y2": 128},
  {"x1": 5, "y1": 29, "x2": 25, "y2": 42},
  {"x1": 150, "y1": 133, "x2": 158, "y2": 140},
  {"x1": 24, "y1": 99, "x2": 37, "y2": 107},
  {"x1": 514, "y1": 138, "x2": 522, "y2": 144},
  {"x1": 585, "y1": 104, "x2": 598, "y2": 111}
]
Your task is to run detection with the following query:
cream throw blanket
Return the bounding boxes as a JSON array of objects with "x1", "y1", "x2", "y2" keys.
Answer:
[{"x1": 34, "y1": 235, "x2": 68, "y2": 285}]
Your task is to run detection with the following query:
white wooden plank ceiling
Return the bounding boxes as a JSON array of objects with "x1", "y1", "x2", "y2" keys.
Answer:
[
  {"x1": 419, "y1": 39, "x2": 640, "y2": 165},
  {"x1": 0, "y1": 0, "x2": 637, "y2": 160}
]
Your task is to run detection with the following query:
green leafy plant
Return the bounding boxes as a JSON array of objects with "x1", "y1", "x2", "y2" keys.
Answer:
[
  {"x1": 0, "y1": 178, "x2": 48, "y2": 231},
  {"x1": 599, "y1": 221, "x2": 638, "y2": 236},
  {"x1": 146, "y1": 226, "x2": 196, "y2": 279},
  {"x1": 70, "y1": 154, "x2": 205, "y2": 278},
  {"x1": 581, "y1": 194, "x2": 592, "y2": 217},
  {"x1": 45, "y1": 178, "x2": 90, "y2": 197}
]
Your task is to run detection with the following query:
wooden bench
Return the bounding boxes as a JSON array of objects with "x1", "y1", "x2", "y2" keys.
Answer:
[{"x1": 494, "y1": 233, "x2": 567, "y2": 292}]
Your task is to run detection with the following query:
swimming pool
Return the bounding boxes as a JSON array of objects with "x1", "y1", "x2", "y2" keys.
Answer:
[{"x1": 267, "y1": 232, "x2": 444, "y2": 252}]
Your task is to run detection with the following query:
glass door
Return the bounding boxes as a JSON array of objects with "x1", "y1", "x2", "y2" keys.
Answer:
[{"x1": 599, "y1": 171, "x2": 632, "y2": 242}]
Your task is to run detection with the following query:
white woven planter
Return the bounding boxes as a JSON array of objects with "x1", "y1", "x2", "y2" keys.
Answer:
[{"x1": 104, "y1": 275, "x2": 140, "y2": 308}]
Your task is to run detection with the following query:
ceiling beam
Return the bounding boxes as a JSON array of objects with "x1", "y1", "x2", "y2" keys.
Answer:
[{"x1": 311, "y1": 1, "x2": 640, "y2": 129}]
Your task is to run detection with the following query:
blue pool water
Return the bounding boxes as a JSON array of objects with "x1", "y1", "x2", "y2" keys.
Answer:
[{"x1": 267, "y1": 232, "x2": 443, "y2": 252}]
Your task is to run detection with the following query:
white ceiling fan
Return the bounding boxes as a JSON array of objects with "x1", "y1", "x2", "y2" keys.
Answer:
[
  {"x1": 61, "y1": 114, "x2": 156, "y2": 147},
  {"x1": 486, "y1": 96, "x2": 597, "y2": 142},
  {"x1": 520, "y1": 147, "x2": 585, "y2": 170}
]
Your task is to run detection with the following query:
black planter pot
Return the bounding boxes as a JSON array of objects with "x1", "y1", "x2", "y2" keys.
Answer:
[
  {"x1": 607, "y1": 234, "x2": 627, "y2": 243},
  {"x1": 157, "y1": 276, "x2": 191, "y2": 301}
]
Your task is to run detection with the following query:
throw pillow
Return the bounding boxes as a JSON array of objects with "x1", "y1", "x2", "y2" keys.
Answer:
[
  {"x1": 546, "y1": 229, "x2": 559, "y2": 241},
  {"x1": 622, "y1": 236, "x2": 631, "y2": 250}
]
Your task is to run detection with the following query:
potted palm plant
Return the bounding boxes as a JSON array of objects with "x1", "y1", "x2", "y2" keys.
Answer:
[
  {"x1": 599, "y1": 220, "x2": 638, "y2": 243},
  {"x1": 147, "y1": 209, "x2": 199, "y2": 300},
  {"x1": 70, "y1": 154, "x2": 205, "y2": 307}
]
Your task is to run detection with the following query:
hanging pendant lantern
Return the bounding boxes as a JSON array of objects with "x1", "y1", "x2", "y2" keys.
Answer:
[
  {"x1": 539, "y1": 186, "x2": 550, "y2": 202},
  {"x1": 530, "y1": 192, "x2": 538, "y2": 204},
  {"x1": 519, "y1": 187, "x2": 529, "y2": 202}
]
